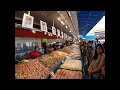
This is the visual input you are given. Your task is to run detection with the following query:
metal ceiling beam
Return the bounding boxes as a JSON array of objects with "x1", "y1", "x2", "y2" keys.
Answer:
[
  {"x1": 78, "y1": 11, "x2": 105, "y2": 36},
  {"x1": 87, "y1": 11, "x2": 91, "y2": 24}
]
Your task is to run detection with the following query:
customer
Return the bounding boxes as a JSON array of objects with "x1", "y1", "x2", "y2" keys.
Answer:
[
  {"x1": 52, "y1": 43, "x2": 56, "y2": 51},
  {"x1": 81, "y1": 43, "x2": 87, "y2": 64},
  {"x1": 49, "y1": 44, "x2": 54, "y2": 53},
  {"x1": 88, "y1": 41, "x2": 95, "y2": 52},
  {"x1": 42, "y1": 42, "x2": 47, "y2": 54},
  {"x1": 46, "y1": 46, "x2": 50, "y2": 54},
  {"x1": 102, "y1": 42, "x2": 105, "y2": 52},
  {"x1": 60, "y1": 43, "x2": 64, "y2": 49},
  {"x1": 101, "y1": 65, "x2": 105, "y2": 79},
  {"x1": 29, "y1": 46, "x2": 42, "y2": 59},
  {"x1": 88, "y1": 44, "x2": 105, "y2": 79},
  {"x1": 87, "y1": 46, "x2": 94, "y2": 65},
  {"x1": 50, "y1": 47, "x2": 54, "y2": 52}
]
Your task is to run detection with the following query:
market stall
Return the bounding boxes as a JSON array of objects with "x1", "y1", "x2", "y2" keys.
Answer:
[
  {"x1": 15, "y1": 45, "x2": 83, "y2": 79},
  {"x1": 15, "y1": 11, "x2": 81, "y2": 79}
]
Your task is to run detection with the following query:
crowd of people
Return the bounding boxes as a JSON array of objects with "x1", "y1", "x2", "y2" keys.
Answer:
[
  {"x1": 15, "y1": 39, "x2": 105, "y2": 79},
  {"x1": 80, "y1": 40, "x2": 105, "y2": 79}
]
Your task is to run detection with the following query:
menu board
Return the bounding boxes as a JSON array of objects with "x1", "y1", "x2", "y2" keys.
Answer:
[
  {"x1": 52, "y1": 26, "x2": 56, "y2": 35},
  {"x1": 22, "y1": 13, "x2": 34, "y2": 29},
  {"x1": 40, "y1": 20, "x2": 48, "y2": 32},
  {"x1": 57, "y1": 29, "x2": 60, "y2": 36}
]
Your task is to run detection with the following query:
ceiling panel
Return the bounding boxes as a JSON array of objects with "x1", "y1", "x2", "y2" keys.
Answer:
[{"x1": 77, "y1": 11, "x2": 105, "y2": 36}]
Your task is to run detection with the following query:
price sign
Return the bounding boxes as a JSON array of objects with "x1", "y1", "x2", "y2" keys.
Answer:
[
  {"x1": 22, "y1": 13, "x2": 34, "y2": 29},
  {"x1": 57, "y1": 29, "x2": 60, "y2": 36},
  {"x1": 40, "y1": 20, "x2": 48, "y2": 32},
  {"x1": 52, "y1": 26, "x2": 56, "y2": 35}
]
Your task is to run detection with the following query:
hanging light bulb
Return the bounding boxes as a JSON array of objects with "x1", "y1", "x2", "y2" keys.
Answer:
[
  {"x1": 61, "y1": 21, "x2": 64, "y2": 25},
  {"x1": 58, "y1": 17, "x2": 60, "y2": 21},
  {"x1": 66, "y1": 26, "x2": 68, "y2": 28},
  {"x1": 62, "y1": 22, "x2": 65, "y2": 25},
  {"x1": 32, "y1": 30, "x2": 36, "y2": 33},
  {"x1": 61, "y1": 21, "x2": 63, "y2": 24},
  {"x1": 44, "y1": 31, "x2": 47, "y2": 35}
]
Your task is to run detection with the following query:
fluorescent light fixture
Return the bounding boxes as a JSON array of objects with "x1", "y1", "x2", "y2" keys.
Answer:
[{"x1": 69, "y1": 31, "x2": 71, "y2": 32}]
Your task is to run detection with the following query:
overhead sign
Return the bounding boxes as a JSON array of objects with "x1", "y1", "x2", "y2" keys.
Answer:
[
  {"x1": 40, "y1": 20, "x2": 48, "y2": 33},
  {"x1": 64, "y1": 33, "x2": 66, "y2": 40},
  {"x1": 52, "y1": 26, "x2": 56, "y2": 35},
  {"x1": 57, "y1": 29, "x2": 60, "y2": 36},
  {"x1": 61, "y1": 32, "x2": 63, "y2": 39},
  {"x1": 65, "y1": 34, "x2": 67, "y2": 38},
  {"x1": 22, "y1": 13, "x2": 34, "y2": 29}
]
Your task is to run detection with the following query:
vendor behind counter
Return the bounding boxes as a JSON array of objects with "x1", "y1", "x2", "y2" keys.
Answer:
[
  {"x1": 29, "y1": 46, "x2": 42, "y2": 59},
  {"x1": 15, "y1": 46, "x2": 43, "y2": 64}
]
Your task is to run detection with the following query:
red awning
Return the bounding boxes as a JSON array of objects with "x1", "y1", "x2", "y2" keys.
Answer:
[{"x1": 15, "y1": 28, "x2": 61, "y2": 39}]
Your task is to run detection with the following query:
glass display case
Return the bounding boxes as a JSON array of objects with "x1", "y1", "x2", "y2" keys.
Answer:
[{"x1": 15, "y1": 42, "x2": 39, "y2": 53}]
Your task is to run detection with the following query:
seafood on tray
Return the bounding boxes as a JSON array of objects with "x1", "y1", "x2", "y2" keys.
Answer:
[
  {"x1": 50, "y1": 51, "x2": 68, "y2": 61},
  {"x1": 37, "y1": 55, "x2": 58, "y2": 70},
  {"x1": 60, "y1": 60, "x2": 82, "y2": 71},
  {"x1": 15, "y1": 59, "x2": 50, "y2": 79},
  {"x1": 61, "y1": 46, "x2": 72, "y2": 54},
  {"x1": 51, "y1": 69, "x2": 82, "y2": 79}
]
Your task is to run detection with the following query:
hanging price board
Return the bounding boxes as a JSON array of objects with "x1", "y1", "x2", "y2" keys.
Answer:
[
  {"x1": 57, "y1": 29, "x2": 60, "y2": 36},
  {"x1": 52, "y1": 26, "x2": 56, "y2": 35},
  {"x1": 22, "y1": 13, "x2": 34, "y2": 29},
  {"x1": 40, "y1": 20, "x2": 48, "y2": 33}
]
